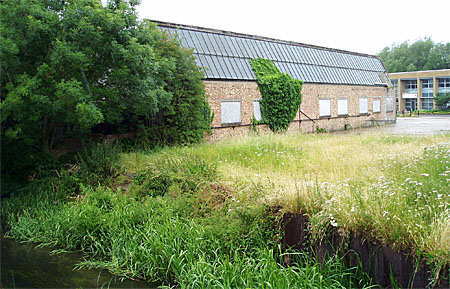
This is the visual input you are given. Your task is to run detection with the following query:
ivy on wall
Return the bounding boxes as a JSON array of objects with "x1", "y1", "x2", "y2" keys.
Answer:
[{"x1": 250, "y1": 58, "x2": 303, "y2": 132}]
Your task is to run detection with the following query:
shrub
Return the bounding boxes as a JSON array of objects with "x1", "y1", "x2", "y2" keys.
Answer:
[
  {"x1": 145, "y1": 35, "x2": 213, "y2": 144},
  {"x1": 131, "y1": 154, "x2": 217, "y2": 197},
  {"x1": 76, "y1": 143, "x2": 122, "y2": 183},
  {"x1": 434, "y1": 93, "x2": 450, "y2": 110}
]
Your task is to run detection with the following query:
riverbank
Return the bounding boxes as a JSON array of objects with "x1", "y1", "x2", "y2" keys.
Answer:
[{"x1": 2, "y1": 132, "x2": 449, "y2": 288}]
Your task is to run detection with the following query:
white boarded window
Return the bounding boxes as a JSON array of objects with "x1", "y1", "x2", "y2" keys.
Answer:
[
  {"x1": 319, "y1": 99, "x2": 331, "y2": 117},
  {"x1": 359, "y1": 98, "x2": 368, "y2": 114},
  {"x1": 373, "y1": 99, "x2": 381, "y2": 113},
  {"x1": 221, "y1": 101, "x2": 241, "y2": 124},
  {"x1": 386, "y1": 97, "x2": 394, "y2": 112},
  {"x1": 337, "y1": 99, "x2": 348, "y2": 115},
  {"x1": 253, "y1": 100, "x2": 262, "y2": 121}
]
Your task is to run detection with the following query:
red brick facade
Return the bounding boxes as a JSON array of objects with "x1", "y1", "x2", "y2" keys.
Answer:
[{"x1": 204, "y1": 80, "x2": 396, "y2": 141}]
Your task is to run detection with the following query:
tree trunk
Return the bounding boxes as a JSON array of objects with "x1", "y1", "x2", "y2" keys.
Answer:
[{"x1": 42, "y1": 116, "x2": 50, "y2": 153}]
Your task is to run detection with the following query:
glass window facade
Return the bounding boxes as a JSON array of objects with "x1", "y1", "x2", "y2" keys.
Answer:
[
  {"x1": 438, "y1": 78, "x2": 450, "y2": 95},
  {"x1": 421, "y1": 98, "x2": 433, "y2": 110},
  {"x1": 405, "y1": 99, "x2": 417, "y2": 111},
  {"x1": 404, "y1": 80, "x2": 418, "y2": 95},
  {"x1": 405, "y1": 80, "x2": 417, "y2": 90},
  {"x1": 421, "y1": 79, "x2": 433, "y2": 98},
  {"x1": 438, "y1": 78, "x2": 450, "y2": 88},
  {"x1": 421, "y1": 79, "x2": 432, "y2": 88}
]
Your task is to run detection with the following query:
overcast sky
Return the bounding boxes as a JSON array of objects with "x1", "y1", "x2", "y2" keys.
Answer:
[{"x1": 138, "y1": 0, "x2": 449, "y2": 55}]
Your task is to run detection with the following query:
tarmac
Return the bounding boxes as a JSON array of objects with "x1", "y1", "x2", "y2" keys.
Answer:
[{"x1": 339, "y1": 115, "x2": 450, "y2": 135}]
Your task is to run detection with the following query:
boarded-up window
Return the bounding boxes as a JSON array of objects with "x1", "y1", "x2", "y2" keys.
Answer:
[
  {"x1": 221, "y1": 101, "x2": 241, "y2": 124},
  {"x1": 319, "y1": 99, "x2": 331, "y2": 117},
  {"x1": 337, "y1": 99, "x2": 348, "y2": 115},
  {"x1": 386, "y1": 97, "x2": 394, "y2": 112},
  {"x1": 253, "y1": 100, "x2": 261, "y2": 121},
  {"x1": 373, "y1": 99, "x2": 381, "y2": 112},
  {"x1": 359, "y1": 98, "x2": 368, "y2": 114}
]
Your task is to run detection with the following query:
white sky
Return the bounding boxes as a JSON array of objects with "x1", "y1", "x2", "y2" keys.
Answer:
[{"x1": 138, "y1": 0, "x2": 449, "y2": 55}]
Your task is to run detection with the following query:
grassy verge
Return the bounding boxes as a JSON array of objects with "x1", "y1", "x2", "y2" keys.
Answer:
[
  {"x1": 2, "y1": 132, "x2": 449, "y2": 287},
  {"x1": 397, "y1": 110, "x2": 450, "y2": 117},
  {"x1": 419, "y1": 110, "x2": 450, "y2": 115}
]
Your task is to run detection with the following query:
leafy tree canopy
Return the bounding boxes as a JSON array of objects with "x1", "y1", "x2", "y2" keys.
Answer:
[
  {"x1": 378, "y1": 38, "x2": 450, "y2": 73},
  {"x1": 435, "y1": 93, "x2": 450, "y2": 109},
  {"x1": 0, "y1": 0, "x2": 211, "y2": 179},
  {"x1": 0, "y1": 0, "x2": 210, "y2": 154}
]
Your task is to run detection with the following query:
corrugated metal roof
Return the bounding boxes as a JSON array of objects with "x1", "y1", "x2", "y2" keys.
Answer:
[{"x1": 157, "y1": 22, "x2": 388, "y2": 86}]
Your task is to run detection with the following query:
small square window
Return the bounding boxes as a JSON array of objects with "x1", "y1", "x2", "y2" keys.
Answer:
[
  {"x1": 319, "y1": 99, "x2": 331, "y2": 117},
  {"x1": 221, "y1": 101, "x2": 241, "y2": 124}
]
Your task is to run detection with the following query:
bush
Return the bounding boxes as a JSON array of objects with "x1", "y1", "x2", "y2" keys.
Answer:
[
  {"x1": 145, "y1": 36, "x2": 212, "y2": 144},
  {"x1": 131, "y1": 154, "x2": 217, "y2": 197},
  {"x1": 76, "y1": 143, "x2": 122, "y2": 183},
  {"x1": 434, "y1": 93, "x2": 450, "y2": 110}
]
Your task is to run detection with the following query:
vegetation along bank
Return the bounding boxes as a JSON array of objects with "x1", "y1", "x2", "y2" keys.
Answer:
[{"x1": 2, "y1": 133, "x2": 449, "y2": 288}]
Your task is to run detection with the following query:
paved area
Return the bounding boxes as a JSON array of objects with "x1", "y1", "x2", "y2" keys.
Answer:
[
  {"x1": 341, "y1": 115, "x2": 450, "y2": 135},
  {"x1": 383, "y1": 115, "x2": 450, "y2": 135}
]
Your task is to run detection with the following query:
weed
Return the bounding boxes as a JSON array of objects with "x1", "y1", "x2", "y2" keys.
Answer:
[{"x1": 76, "y1": 143, "x2": 122, "y2": 183}]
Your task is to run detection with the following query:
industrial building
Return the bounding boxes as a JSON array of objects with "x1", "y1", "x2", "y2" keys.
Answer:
[
  {"x1": 389, "y1": 69, "x2": 450, "y2": 112},
  {"x1": 156, "y1": 21, "x2": 395, "y2": 139}
]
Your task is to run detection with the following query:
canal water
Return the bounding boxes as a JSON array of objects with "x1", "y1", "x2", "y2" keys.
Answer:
[{"x1": 1, "y1": 237, "x2": 153, "y2": 288}]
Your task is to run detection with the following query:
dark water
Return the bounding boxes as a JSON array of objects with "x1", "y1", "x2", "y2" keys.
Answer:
[{"x1": 1, "y1": 238, "x2": 153, "y2": 288}]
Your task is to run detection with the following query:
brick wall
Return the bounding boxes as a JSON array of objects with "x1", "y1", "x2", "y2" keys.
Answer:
[{"x1": 204, "y1": 80, "x2": 396, "y2": 141}]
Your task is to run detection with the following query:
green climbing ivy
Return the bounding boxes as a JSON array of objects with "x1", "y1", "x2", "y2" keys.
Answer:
[{"x1": 250, "y1": 58, "x2": 302, "y2": 132}]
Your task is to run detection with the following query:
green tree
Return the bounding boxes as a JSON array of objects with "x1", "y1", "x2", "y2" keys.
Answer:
[
  {"x1": 378, "y1": 38, "x2": 450, "y2": 73},
  {"x1": 434, "y1": 93, "x2": 450, "y2": 109},
  {"x1": 0, "y1": 0, "x2": 210, "y2": 177},
  {"x1": 142, "y1": 22, "x2": 211, "y2": 144}
]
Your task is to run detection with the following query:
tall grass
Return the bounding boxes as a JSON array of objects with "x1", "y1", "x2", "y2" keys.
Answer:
[
  {"x1": 121, "y1": 133, "x2": 449, "y2": 266},
  {"x1": 3, "y1": 132, "x2": 449, "y2": 287},
  {"x1": 317, "y1": 143, "x2": 450, "y2": 262},
  {"x1": 3, "y1": 180, "x2": 372, "y2": 288}
]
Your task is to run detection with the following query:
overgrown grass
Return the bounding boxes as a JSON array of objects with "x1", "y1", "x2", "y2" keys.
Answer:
[
  {"x1": 2, "y1": 168, "x2": 372, "y2": 288},
  {"x1": 122, "y1": 133, "x2": 449, "y2": 266},
  {"x1": 306, "y1": 143, "x2": 449, "y2": 265},
  {"x1": 3, "y1": 132, "x2": 449, "y2": 287}
]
